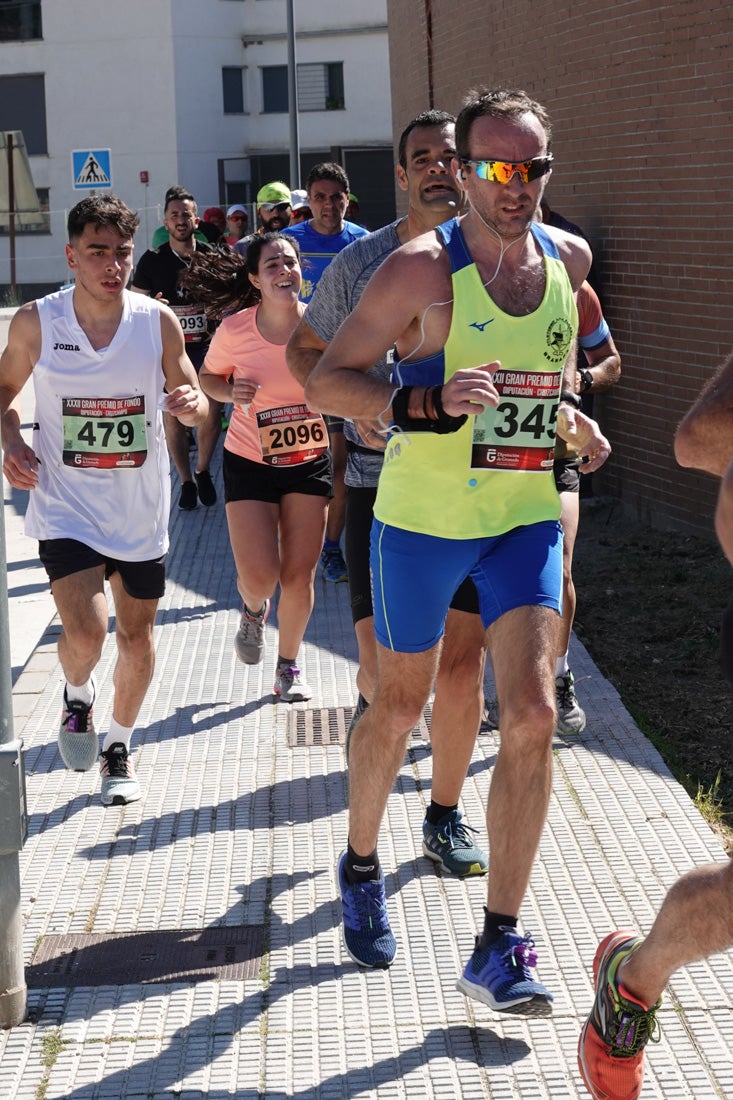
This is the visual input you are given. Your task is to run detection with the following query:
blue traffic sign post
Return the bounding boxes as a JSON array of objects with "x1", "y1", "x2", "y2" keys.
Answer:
[{"x1": 72, "y1": 149, "x2": 112, "y2": 190}]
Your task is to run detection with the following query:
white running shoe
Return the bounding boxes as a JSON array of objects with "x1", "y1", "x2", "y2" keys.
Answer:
[
  {"x1": 274, "y1": 665, "x2": 312, "y2": 702},
  {"x1": 99, "y1": 742, "x2": 141, "y2": 806},
  {"x1": 234, "y1": 599, "x2": 270, "y2": 664},
  {"x1": 59, "y1": 682, "x2": 98, "y2": 772}
]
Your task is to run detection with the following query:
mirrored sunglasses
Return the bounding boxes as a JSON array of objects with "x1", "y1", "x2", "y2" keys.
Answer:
[
  {"x1": 461, "y1": 154, "x2": 553, "y2": 184},
  {"x1": 261, "y1": 202, "x2": 291, "y2": 213}
]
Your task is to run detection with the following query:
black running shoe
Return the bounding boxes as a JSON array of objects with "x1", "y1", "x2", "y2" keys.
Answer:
[
  {"x1": 179, "y1": 480, "x2": 198, "y2": 510},
  {"x1": 194, "y1": 469, "x2": 217, "y2": 507}
]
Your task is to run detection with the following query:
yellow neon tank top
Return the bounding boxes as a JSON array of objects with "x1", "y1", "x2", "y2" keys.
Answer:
[{"x1": 374, "y1": 219, "x2": 578, "y2": 539}]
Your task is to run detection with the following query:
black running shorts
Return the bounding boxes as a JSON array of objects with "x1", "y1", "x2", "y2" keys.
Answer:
[{"x1": 38, "y1": 538, "x2": 166, "y2": 600}]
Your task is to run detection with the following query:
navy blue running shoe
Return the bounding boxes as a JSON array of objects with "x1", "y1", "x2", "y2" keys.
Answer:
[
  {"x1": 456, "y1": 927, "x2": 554, "y2": 1016},
  {"x1": 338, "y1": 852, "x2": 396, "y2": 969}
]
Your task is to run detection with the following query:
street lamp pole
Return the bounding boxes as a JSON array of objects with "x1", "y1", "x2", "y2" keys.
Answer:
[
  {"x1": 286, "y1": 0, "x2": 301, "y2": 190},
  {"x1": 0, "y1": 500, "x2": 28, "y2": 1029}
]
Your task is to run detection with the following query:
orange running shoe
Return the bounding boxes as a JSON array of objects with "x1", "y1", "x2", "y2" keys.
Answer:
[{"x1": 578, "y1": 931, "x2": 661, "y2": 1099}]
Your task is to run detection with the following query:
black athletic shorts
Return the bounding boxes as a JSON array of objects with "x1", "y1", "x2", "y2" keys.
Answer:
[
  {"x1": 223, "y1": 448, "x2": 333, "y2": 504},
  {"x1": 38, "y1": 538, "x2": 166, "y2": 600},
  {"x1": 554, "y1": 457, "x2": 581, "y2": 494},
  {"x1": 344, "y1": 485, "x2": 480, "y2": 625}
]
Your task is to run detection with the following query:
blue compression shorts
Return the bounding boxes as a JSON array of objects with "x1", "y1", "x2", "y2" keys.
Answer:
[{"x1": 370, "y1": 519, "x2": 563, "y2": 653}]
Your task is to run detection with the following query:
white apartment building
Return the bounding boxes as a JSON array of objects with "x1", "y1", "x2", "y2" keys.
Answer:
[{"x1": 0, "y1": 0, "x2": 393, "y2": 294}]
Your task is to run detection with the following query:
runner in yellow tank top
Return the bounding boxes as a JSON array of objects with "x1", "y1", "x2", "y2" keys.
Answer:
[
  {"x1": 375, "y1": 215, "x2": 576, "y2": 539},
  {"x1": 305, "y1": 89, "x2": 611, "y2": 1012}
]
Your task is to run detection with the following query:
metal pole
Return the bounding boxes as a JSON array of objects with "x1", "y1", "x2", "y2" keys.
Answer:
[
  {"x1": 8, "y1": 133, "x2": 17, "y2": 300},
  {"x1": 286, "y1": 0, "x2": 300, "y2": 189},
  {"x1": 0, "y1": 496, "x2": 27, "y2": 1027}
]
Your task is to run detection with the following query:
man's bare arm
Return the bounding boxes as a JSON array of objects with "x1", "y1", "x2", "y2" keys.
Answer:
[
  {"x1": 579, "y1": 335, "x2": 621, "y2": 391},
  {"x1": 1, "y1": 304, "x2": 41, "y2": 489},
  {"x1": 675, "y1": 352, "x2": 733, "y2": 476},
  {"x1": 159, "y1": 307, "x2": 209, "y2": 427},
  {"x1": 306, "y1": 245, "x2": 503, "y2": 426},
  {"x1": 304, "y1": 250, "x2": 429, "y2": 420},
  {"x1": 557, "y1": 342, "x2": 613, "y2": 475},
  {"x1": 560, "y1": 339, "x2": 580, "y2": 396},
  {"x1": 286, "y1": 317, "x2": 328, "y2": 387},
  {"x1": 716, "y1": 465, "x2": 733, "y2": 566}
]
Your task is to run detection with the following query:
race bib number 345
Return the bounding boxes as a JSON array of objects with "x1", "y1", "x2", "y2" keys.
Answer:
[
  {"x1": 62, "y1": 396, "x2": 148, "y2": 469},
  {"x1": 471, "y1": 369, "x2": 561, "y2": 472}
]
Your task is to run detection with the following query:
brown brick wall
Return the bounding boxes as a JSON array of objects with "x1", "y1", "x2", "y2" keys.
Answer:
[{"x1": 387, "y1": 0, "x2": 733, "y2": 535}]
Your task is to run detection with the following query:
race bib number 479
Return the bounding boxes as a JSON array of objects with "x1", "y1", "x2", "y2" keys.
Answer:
[
  {"x1": 471, "y1": 369, "x2": 561, "y2": 472},
  {"x1": 62, "y1": 396, "x2": 148, "y2": 469}
]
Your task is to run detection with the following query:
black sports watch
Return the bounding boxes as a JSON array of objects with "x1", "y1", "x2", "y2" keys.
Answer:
[{"x1": 579, "y1": 368, "x2": 594, "y2": 393}]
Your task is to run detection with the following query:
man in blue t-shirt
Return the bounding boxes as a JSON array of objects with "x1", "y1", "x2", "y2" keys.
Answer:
[
  {"x1": 284, "y1": 163, "x2": 368, "y2": 581},
  {"x1": 284, "y1": 162, "x2": 368, "y2": 303}
]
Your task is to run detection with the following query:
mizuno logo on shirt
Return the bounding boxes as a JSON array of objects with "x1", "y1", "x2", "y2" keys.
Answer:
[
  {"x1": 53, "y1": 342, "x2": 81, "y2": 351},
  {"x1": 469, "y1": 320, "x2": 494, "y2": 333}
]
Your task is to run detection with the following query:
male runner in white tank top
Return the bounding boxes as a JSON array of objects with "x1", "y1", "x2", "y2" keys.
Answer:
[{"x1": 0, "y1": 195, "x2": 208, "y2": 807}]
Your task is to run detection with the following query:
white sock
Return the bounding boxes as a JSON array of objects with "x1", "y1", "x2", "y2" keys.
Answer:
[
  {"x1": 555, "y1": 653, "x2": 569, "y2": 678},
  {"x1": 102, "y1": 720, "x2": 134, "y2": 753},
  {"x1": 65, "y1": 677, "x2": 95, "y2": 707}
]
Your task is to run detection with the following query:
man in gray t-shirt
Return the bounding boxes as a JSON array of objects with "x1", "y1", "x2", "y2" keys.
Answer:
[
  {"x1": 305, "y1": 221, "x2": 401, "y2": 490},
  {"x1": 287, "y1": 111, "x2": 490, "y2": 887}
]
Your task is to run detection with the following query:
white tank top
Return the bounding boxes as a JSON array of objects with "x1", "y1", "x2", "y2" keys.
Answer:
[{"x1": 26, "y1": 287, "x2": 170, "y2": 560}]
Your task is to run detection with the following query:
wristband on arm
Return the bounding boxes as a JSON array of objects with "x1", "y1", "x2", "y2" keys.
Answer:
[
  {"x1": 391, "y1": 385, "x2": 467, "y2": 435},
  {"x1": 559, "y1": 390, "x2": 582, "y2": 410},
  {"x1": 431, "y1": 385, "x2": 468, "y2": 433}
]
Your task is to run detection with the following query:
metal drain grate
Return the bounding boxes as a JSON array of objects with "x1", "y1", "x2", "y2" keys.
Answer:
[
  {"x1": 27, "y1": 926, "x2": 266, "y2": 988},
  {"x1": 287, "y1": 705, "x2": 432, "y2": 747}
]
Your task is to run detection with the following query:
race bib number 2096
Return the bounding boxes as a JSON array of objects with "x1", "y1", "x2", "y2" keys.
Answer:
[{"x1": 256, "y1": 403, "x2": 327, "y2": 466}]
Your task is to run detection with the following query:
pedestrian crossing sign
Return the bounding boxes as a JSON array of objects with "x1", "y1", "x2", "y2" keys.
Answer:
[{"x1": 72, "y1": 149, "x2": 112, "y2": 190}]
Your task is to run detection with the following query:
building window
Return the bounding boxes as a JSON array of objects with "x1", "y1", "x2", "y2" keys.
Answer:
[
  {"x1": 0, "y1": 0, "x2": 42, "y2": 42},
  {"x1": 217, "y1": 157, "x2": 251, "y2": 207},
  {"x1": 222, "y1": 67, "x2": 245, "y2": 114},
  {"x1": 299, "y1": 63, "x2": 344, "y2": 112},
  {"x1": 0, "y1": 187, "x2": 50, "y2": 235},
  {"x1": 0, "y1": 74, "x2": 47, "y2": 154},
  {"x1": 262, "y1": 66, "x2": 288, "y2": 114},
  {"x1": 261, "y1": 62, "x2": 345, "y2": 114}
]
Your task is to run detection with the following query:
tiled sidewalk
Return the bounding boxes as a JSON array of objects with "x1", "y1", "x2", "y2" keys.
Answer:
[{"x1": 2, "y1": 475, "x2": 732, "y2": 1099}]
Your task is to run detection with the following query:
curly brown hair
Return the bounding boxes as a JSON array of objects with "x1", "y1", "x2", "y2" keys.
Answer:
[
  {"x1": 178, "y1": 233, "x2": 300, "y2": 322},
  {"x1": 67, "y1": 195, "x2": 140, "y2": 243}
]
